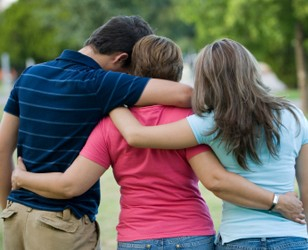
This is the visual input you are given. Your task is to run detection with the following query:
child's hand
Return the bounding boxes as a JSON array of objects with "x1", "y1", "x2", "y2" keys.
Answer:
[{"x1": 11, "y1": 157, "x2": 27, "y2": 190}]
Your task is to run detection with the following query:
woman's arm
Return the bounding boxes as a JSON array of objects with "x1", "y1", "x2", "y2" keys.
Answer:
[
  {"x1": 110, "y1": 107, "x2": 197, "y2": 149},
  {"x1": 12, "y1": 156, "x2": 106, "y2": 199},
  {"x1": 296, "y1": 144, "x2": 308, "y2": 230},
  {"x1": 189, "y1": 150, "x2": 305, "y2": 223},
  {"x1": 110, "y1": 107, "x2": 305, "y2": 223}
]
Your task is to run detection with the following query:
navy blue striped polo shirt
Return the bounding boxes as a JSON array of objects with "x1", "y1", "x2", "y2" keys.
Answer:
[{"x1": 4, "y1": 50, "x2": 149, "y2": 221}]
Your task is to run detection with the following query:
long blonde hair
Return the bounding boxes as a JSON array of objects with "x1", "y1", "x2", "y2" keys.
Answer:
[{"x1": 193, "y1": 38, "x2": 298, "y2": 169}]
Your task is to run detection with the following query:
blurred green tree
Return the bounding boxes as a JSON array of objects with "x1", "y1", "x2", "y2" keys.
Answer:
[
  {"x1": 0, "y1": 0, "x2": 61, "y2": 72},
  {"x1": 0, "y1": 0, "x2": 193, "y2": 72},
  {"x1": 1, "y1": 0, "x2": 307, "y2": 111},
  {"x1": 0, "y1": 0, "x2": 111, "y2": 72},
  {"x1": 175, "y1": 0, "x2": 308, "y2": 112}
]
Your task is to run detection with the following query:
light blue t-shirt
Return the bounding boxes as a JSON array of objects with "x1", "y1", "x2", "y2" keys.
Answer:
[{"x1": 187, "y1": 106, "x2": 308, "y2": 244}]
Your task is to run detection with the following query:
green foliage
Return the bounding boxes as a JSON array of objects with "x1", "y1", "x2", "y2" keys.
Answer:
[
  {"x1": 0, "y1": 0, "x2": 112, "y2": 71},
  {"x1": 101, "y1": 0, "x2": 195, "y2": 52},
  {"x1": 0, "y1": 0, "x2": 193, "y2": 72},
  {"x1": 175, "y1": 0, "x2": 308, "y2": 88},
  {"x1": 0, "y1": 0, "x2": 307, "y2": 89},
  {"x1": 174, "y1": 0, "x2": 230, "y2": 48}
]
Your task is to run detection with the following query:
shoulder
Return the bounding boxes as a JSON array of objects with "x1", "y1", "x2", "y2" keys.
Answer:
[
  {"x1": 280, "y1": 106, "x2": 308, "y2": 142},
  {"x1": 186, "y1": 112, "x2": 216, "y2": 143},
  {"x1": 162, "y1": 106, "x2": 193, "y2": 117},
  {"x1": 187, "y1": 112, "x2": 214, "y2": 126},
  {"x1": 281, "y1": 105, "x2": 307, "y2": 125},
  {"x1": 97, "y1": 116, "x2": 114, "y2": 132},
  {"x1": 156, "y1": 106, "x2": 195, "y2": 124},
  {"x1": 99, "y1": 71, "x2": 148, "y2": 84}
]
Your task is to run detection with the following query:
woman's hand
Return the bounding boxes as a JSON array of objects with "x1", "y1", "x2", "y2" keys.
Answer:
[{"x1": 274, "y1": 192, "x2": 306, "y2": 224}]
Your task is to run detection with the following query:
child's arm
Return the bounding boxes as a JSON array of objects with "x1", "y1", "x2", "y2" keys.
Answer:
[
  {"x1": 110, "y1": 106, "x2": 196, "y2": 149},
  {"x1": 12, "y1": 156, "x2": 106, "y2": 199}
]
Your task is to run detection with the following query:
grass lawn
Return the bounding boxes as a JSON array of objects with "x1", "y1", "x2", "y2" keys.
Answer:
[{"x1": 275, "y1": 88, "x2": 300, "y2": 100}]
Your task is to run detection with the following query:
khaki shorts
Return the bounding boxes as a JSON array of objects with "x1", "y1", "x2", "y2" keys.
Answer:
[{"x1": 1, "y1": 201, "x2": 101, "y2": 250}]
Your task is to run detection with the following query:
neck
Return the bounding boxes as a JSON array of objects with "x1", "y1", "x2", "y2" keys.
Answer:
[{"x1": 79, "y1": 46, "x2": 107, "y2": 69}]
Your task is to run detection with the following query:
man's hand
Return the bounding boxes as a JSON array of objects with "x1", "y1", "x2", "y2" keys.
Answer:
[
  {"x1": 274, "y1": 192, "x2": 305, "y2": 224},
  {"x1": 11, "y1": 157, "x2": 27, "y2": 190}
]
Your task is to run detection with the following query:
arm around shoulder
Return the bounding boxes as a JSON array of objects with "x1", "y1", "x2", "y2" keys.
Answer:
[
  {"x1": 109, "y1": 107, "x2": 198, "y2": 149},
  {"x1": 135, "y1": 78, "x2": 192, "y2": 107}
]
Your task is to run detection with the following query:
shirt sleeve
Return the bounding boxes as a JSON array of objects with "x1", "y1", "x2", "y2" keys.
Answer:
[
  {"x1": 96, "y1": 71, "x2": 150, "y2": 115},
  {"x1": 186, "y1": 111, "x2": 217, "y2": 146},
  {"x1": 80, "y1": 119, "x2": 111, "y2": 169},
  {"x1": 4, "y1": 83, "x2": 20, "y2": 116},
  {"x1": 186, "y1": 114, "x2": 209, "y2": 145},
  {"x1": 299, "y1": 109, "x2": 308, "y2": 145},
  {"x1": 186, "y1": 144, "x2": 211, "y2": 160}
]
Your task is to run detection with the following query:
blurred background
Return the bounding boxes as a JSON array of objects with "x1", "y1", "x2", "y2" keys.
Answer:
[
  {"x1": 1, "y1": 0, "x2": 308, "y2": 111},
  {"x1": 0, "y1": 0, "x2": 307, "y2": 249}
]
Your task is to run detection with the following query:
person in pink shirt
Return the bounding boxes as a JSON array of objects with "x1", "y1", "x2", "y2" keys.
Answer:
[{"x1": 12, "y1": 35, "x2": 304, "y2": 250}]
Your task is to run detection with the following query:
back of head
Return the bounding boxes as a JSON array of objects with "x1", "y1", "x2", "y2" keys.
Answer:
[
  {"x1": 85, "y1": 15, "x2": 154, "y2": 67},
  {"x1": 130, "y1": 35, "x2": 183, "y2": 82},
  {"x1": 193, "y1": 38, "x2": 294, "y2": 170},
  {"x1": 193, "y1": 38, "x2": 267, "y2": 115}
]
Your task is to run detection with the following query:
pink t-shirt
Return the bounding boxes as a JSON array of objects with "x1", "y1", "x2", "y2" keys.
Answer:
[{"x1": 80, "y1": 105, "x2": 215, "y2": 241}]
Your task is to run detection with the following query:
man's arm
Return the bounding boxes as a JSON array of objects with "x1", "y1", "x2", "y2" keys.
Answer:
[
  {"x1": 189, "y1": 150, "x2": 305, "y2": 223},
  {"x1": 0, "y1": 112, "x2": 19, "y2": 209},
  {"x1": 12, "y1": 156, "x2": 106, "y2": 199},
  {"x1": 296, "y1": 144, "x2": 308, "y2": 230},
  {"x1": 135, "y1": 79, "x2": 192, "y2": 107}
]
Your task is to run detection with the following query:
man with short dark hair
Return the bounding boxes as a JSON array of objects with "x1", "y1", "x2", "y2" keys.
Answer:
[{"x1": 0, "y1": 15, "x2": 192, "y2": 250}]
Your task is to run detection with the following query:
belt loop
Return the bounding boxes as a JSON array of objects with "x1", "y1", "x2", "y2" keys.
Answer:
[
  {"x1": 6, "y1": 200, "x2": 13, "y2": 208},
  {"x1": 62, "y1": 209, "x2": 71, "y2": 221},
  {"x1": 218, "y1": 233, "x2": 222, "y2": 242}
]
